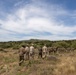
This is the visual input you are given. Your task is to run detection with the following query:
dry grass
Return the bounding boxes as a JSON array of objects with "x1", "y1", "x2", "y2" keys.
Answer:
[{"x1": 0, "y1": 49, "x2": 76, "y2": 75}]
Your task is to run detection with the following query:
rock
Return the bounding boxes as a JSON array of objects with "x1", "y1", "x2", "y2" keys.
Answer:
[{"x1": 47, "y1": 55, "x2": 58, "y2": 61}]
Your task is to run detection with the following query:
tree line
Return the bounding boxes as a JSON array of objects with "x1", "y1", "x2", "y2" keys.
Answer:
[{"x1": 0, "y1": 39, "x2": 76, "y2": 50}]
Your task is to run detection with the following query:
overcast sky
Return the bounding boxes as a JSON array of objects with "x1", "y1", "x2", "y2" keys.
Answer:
[{"x1": 0, "y1": 0, "x2": 76, "y2": 41}]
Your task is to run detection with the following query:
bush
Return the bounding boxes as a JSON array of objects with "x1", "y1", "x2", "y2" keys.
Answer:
[
  {"x1": 71, "y1": 41, "x2": 76, "y2": 49},
  {"x1": 52, "y1": 41, "x2": 69, "y2": 48}
]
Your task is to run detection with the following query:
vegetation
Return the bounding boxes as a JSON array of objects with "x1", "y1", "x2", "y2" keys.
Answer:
[
  {"x1": 0, "y1": 39, "x2": 76, "y2": 50},
  {"x1": 0, "y1": 48, "x2": 76, "y2": 75},
  {"x1": 0, "y1": 39, "x2": 76, "y2": 75}
]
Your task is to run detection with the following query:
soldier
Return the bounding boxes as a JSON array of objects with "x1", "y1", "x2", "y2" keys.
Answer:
[
  {"x1": 24, "y1": 44, "x2": 30, "y2": 60},
  {"x1": 38, "y1": 48, "x2": 42, "y2": 58},
  {"x1": 29, "y1": 44, "x2": 35, "y2": 59},
  {"x1": 19, "y1": 45, "x2": 25, "y2": 66},
  {"x1": 42, "y1": 44, "x2": 47, "y2": 59}
]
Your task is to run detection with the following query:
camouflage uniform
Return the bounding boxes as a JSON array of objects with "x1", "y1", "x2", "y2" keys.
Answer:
[
  {"x1": 24, "y1": 46, "x2": 30, "y2": 60},
  {"x1": 29, "y1": 45, "x2": 34, "y2": 59},
  {"x1": 42, "y1": 45, "x2": 47, "y2": 58},
  {"x1": 19, "y1": 46, "x2": 25, "y2": 66}
]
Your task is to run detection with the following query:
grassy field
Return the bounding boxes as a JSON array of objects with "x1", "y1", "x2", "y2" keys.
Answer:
[{"x1": 0, "y1": 49, "x2": 76, "y2": 75}]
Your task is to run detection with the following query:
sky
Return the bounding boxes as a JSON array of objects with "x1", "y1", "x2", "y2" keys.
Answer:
[{"x1": 0, "y1": 0, "x2": 76, "y2": 41}]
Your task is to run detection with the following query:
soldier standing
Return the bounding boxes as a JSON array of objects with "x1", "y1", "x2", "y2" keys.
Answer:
[
  {"x1": 38, "y1": 48, "x2": 42, "y2": 58},
  {"x1": 42, "y1": 44, "x2": 47, "y2": 59},
  {"x1": 19, "y1": 45, "x2": 25, "y2": 66},
  {"x1": 25, "y1": 44, "x2": 30, "y2": 60},
  {"x1": 29, "y1": 44, "x2": 35, "y2": 60}
]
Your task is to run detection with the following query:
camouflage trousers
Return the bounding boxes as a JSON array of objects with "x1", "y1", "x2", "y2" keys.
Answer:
[
  {"x1": 19, "y1": 55, "x2": 24, "y2": 66},
  {"x1": 38, "y1": 52, "x2": 42, "y2": 58},
  {"x1": 24, "y1": 52, "x2": 29, "y2": 60},
  {"x1": 29, "y1": 52, "x2": 34, "y2": 59},
  {"x1": 42, "y1": 52, "x2": 47, "y2": 58}
]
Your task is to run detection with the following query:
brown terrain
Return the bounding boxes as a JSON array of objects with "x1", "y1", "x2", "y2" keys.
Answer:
[{"x1": 0, "y1": 48, "x2": 76, "y2": 75}]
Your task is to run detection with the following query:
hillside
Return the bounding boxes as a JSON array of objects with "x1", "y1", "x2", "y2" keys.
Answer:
[{"x1": 0, "y1": 39, "x2": 76, "y2": 75}]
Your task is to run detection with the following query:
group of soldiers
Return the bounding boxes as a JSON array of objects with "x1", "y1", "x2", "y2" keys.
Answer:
[{"x1": 19, "y1": 44, "x2": 48, "y2": 66}]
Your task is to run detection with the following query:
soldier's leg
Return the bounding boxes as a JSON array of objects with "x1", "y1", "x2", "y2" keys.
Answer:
[
  {"x1": 41, "y1": 52, "x2": 42, "y2": 58},
  {"x1": 19, "y1": 56, "x2": 23, "y2": 66},
  {"x1": 38, "y1": 53, "x2": 41, "y2": 58},
  {"x1": 26, "y1": 53, "x2": 27, "y2": 60},
  {"x1": 27, "y1": 52, "x2": 29, "y2": 60},
  {"x1": 29, "y1": 53, "x2": 32, "y2": 60},
  {"x1": 19, "y1": 56, "x2": 21, "y2": 66},
  {"x1": 32, "y1": 53, "x2": 34, "y2": 59},
  {"x1": 42, "y1": 52, "x2": 45, "y2": 59},
  {"x1": 39, "y1": 53, "x2": 42, "y2": 58},
  {"x1": 44, "y1": 52, "x2": 46, "y2": 58},
  {"x1": 45, "y1": 52, "x2": 48, "y2": 58},
  {"x1": 22, "y1": 55, "x2": 24, "y2": 64},
  {"x1": 24, "y1": 53, "x2": 26, "y2": 60},
  {"x1": 42, "y1": 52, "x2": 43, "y2": 58},
  {"x1": 31, "y1": 53, "x2": 34, "y2": 59},
  {"x1": 26, "y1": 53, "x2": 28, "y2": 60}
]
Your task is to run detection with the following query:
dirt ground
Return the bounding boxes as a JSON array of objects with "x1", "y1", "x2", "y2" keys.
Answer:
[{"x1": 0, "y1": 49, "x2": 76, "y2": 75}]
